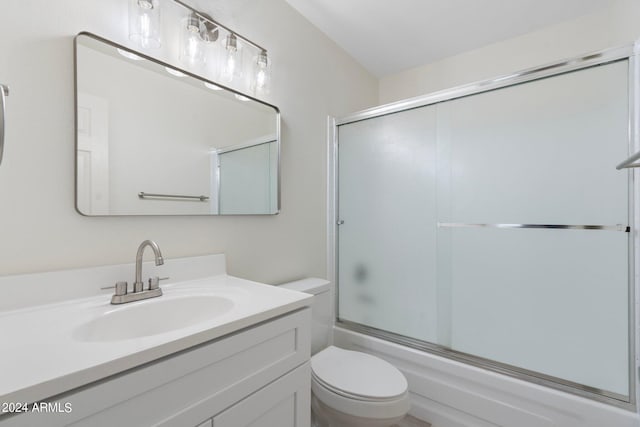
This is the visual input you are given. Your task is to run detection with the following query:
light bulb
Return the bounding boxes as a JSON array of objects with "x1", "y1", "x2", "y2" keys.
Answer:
[
  {"x1": 140, "y1": 13, "x2": 150, "y2": 41},
  {"x1": 235, "y1": 94, "x2": 250, "y2": 101},
  {"x1": 179, "y1": 13, "x2": 205, "y2": 66},
  {"x1": 128, "y1": 0, "x2": 161, "y2": 49},
  {"x1": 256, "y1": 69, "x2": 266, "y2": 87},
  {"x1": 251, "y1": 50, "x2": 271, "y2": 96},
  {"x1": 221, "y1": 34, "x2": 242, "y2": 83},
  {"x1": 226, "y1": 55, "x2": 236, "y2": 77}
]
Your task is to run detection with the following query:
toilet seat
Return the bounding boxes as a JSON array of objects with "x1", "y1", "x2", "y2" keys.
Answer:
[
  {"x1": 312, "y1": 372, "x2": 398, "y2": 402},
  {"x1": 311, "y1": 346, "x2": 408, "y2": 400},
  {"x1": 310, "y1": 346, "x2": 410, "y2": 419}
]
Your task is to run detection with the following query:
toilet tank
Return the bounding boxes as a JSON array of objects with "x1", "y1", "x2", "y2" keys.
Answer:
[{"x1": 278, "y1": 278, "x2": 332, "y2": 354}]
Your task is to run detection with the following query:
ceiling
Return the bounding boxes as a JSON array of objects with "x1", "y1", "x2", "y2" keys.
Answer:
[{"x1": 283, "y1": 0, "x2": 614, "y2": 77}]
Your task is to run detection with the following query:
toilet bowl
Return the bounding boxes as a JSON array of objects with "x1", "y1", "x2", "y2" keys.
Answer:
[
  {"x1": 311, "y1": 346, "x2": 410, "y2": 427},
  {"x1": 277, "y1": 279, "x2": 410, "y2": 427}
]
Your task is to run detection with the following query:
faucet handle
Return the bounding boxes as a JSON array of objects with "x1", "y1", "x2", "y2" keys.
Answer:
[
  {"x1": 114, "y1": 281, "x2": 128, "y2": 296},
  {"x1": 149, "y1": 276, "x2": 169, "y2": 291}
]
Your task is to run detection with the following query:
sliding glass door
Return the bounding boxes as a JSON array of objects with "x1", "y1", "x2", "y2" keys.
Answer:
[
  {"x1": 337, "y1": 59, "x2": 631, "y2": 401},
  {"x1": 338, "y1": 106, "x2": 439, "y2": 342}
]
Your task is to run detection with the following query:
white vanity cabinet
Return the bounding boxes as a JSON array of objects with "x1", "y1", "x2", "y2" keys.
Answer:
[
  {"x1": 0, "y1": 309, "x2": 311, "y2": 427},
  {"x1": 212, "y1": 363, "x2": 310, "y2": 427}
]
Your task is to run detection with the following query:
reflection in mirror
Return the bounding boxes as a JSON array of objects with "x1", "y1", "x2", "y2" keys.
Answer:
[{"x1": 74, "y1": 33, "x2": 280, "y2": 216}]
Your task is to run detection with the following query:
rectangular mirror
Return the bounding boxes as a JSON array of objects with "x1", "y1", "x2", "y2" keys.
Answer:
[{"x1": 74, "y1": 32, "x2": 280, "y2": 216}]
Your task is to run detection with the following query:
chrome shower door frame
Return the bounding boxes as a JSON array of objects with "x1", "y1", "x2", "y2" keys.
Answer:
[{"x1": 327, "y1": 43, "x2": 640, "y2": 409}]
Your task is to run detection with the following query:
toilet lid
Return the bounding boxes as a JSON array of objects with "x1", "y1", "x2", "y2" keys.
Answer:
[{"x1": 311, "y1": 346, "x2": 408, "y2": 400}]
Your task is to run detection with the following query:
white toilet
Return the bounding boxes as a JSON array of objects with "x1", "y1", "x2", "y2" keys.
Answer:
[{"x1": 279, "y1": 278, "x2": 410, "y2": 427}]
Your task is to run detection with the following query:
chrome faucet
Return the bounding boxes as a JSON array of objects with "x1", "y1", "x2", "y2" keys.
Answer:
[
  {"x1": 110, "y1": 240, "x2": 165, "y2": 304},
  {"x1": 134, "y1": 240, "x2": 164, "y2": 292}
]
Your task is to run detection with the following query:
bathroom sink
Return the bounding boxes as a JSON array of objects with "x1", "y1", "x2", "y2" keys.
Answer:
[{"x1": 74, "y1": 295, "x2": 234, "y2": 342}]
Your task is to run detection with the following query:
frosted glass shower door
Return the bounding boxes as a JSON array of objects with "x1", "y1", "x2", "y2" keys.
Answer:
[
  {"x1": 338, "y1": 106, "x2": 439, "y2": 342},
  {"x1": 336, "y1": 58, "x2": 631, "y2": 399},
  {"x1": 438, "y1": 61, "x2": 630, "y2": 395}
]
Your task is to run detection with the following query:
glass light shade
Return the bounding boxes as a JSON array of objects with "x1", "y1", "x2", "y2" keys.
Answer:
[
  {"x1": 128, "y1": 0, "x2": 161, "y2": 49},
  {"x1": 221, "y1": 34, "x2": 243, "y2": 83},
  {"x1": 250, "y1": 51, "x2": 271, "y2": 96},
  {"x1": 179, "y1": 14, "x2": 205, "y2": 66},
  {"x1": 203, "y1": 42, "x2": 222, "y2": 80},
  {"x1": 201, "y1": 23, "x2": 222, "y2": 81}
]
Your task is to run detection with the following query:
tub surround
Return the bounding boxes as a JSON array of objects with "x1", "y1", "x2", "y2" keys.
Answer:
[
  {"x1": 0, "y1": 254, "x2": 312, "y2": 406},
  {"x1": 334, "y1": 327, "x2": 640, "y2": 427}
]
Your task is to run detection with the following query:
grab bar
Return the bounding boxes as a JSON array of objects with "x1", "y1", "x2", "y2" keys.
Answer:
[
  {"x1": 616, "y1": 150, "x2": 640, "y2": 169},
  {"x1": 138, "y1": 192, "x2": 210, "y2": 201},
  {"x1": 437, "y1": 223, "x2": 630, "y2": 232},
  {"x1": 0, "y1": 84, "x2": 8, "y2": 166}
]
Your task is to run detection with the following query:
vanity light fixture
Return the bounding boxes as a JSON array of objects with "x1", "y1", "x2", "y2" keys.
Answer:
[
  {"x1": 171, "y1": 0, "x2": 272, "y2": 95},
  {"x1": 117, "y1": 48, "x2": 145, "y2": 61},
  {"x1": 128, "y1": 0, "x2": 161, "y2": 49}
]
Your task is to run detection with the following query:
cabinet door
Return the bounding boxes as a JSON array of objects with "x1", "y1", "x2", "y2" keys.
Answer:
[{"x1": 213, "y1": 363, "x2": 310, "y2": 427}]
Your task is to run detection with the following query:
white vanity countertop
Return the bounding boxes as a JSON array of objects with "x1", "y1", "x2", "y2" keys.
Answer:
[{"x1": 0, "y1": 274, "x2": 312, "y2": 405}]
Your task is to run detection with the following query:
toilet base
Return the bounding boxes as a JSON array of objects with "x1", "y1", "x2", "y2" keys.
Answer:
[{"x1": 311, "y1": 394, "x2": 405, "y2": 427}]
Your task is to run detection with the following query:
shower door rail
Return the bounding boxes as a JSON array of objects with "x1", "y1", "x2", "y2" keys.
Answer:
[{"x1": 437, "y1": 223, "x2": 630, "y2": 232}]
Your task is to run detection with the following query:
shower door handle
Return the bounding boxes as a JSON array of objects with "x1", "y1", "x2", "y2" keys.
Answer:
[{"x1": 0, "y1": 84, "x2": 8, "y2": 167}]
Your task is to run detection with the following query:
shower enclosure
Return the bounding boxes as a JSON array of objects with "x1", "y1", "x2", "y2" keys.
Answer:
[{"x1": 330, "y1": 46, "x2": 638, "y2": 407}]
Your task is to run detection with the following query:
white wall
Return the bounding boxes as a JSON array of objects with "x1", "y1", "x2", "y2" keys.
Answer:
[
  {"x1": 0, "y1": 0, "x2": 377, "y2": 281},
  {"x1": 379, "y1": 0, "x2": 640, "y2": 103}
]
